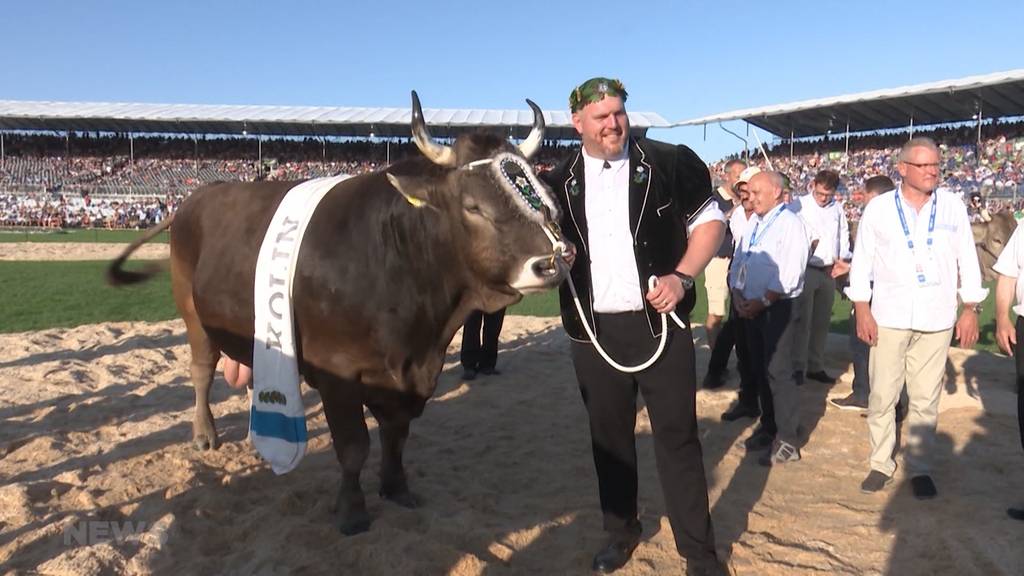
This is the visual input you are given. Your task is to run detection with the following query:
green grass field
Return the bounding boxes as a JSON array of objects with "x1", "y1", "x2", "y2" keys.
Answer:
[
  {"x1": 0, "y1": 260, "x2": 1004, "y2": 353},
  {"x1": 0, "y1": 228, "x2": 170, "y2": 243}
]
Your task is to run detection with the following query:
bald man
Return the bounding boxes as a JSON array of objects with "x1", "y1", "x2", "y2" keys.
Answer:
[{"x1": 730, "y1": 171, "x2": 810, "y2": 466}]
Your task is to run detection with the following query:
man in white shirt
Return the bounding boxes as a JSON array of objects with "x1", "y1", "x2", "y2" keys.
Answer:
[
  {"x1": 731, "y1": 171, "x2": 810, "y2": 466},
  {"x1": 544, "y1": 77, "x2": 729, "y2": 576},
  {"x1": 703, "y1": 159, "x2": 746, "y2": 354},
  {"x1": 993, "y1": 219, "x2": 1024, "y2": 521},
  {"x1": 717, "y1": 166, "x2": 763, "y2": 421},
  {"x1": 791, "y1": 170, "x2": 851, "y2": 385},
  {"x1": 847, "y1": 137, "x2": 987, "y2": 499}
]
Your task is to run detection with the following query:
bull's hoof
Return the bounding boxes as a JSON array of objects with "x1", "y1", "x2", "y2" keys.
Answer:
[
  {"x1": 380, "y1": 488, "x2": 420, "y2": 509},
  {"x1": 192, "y1": 435, "x2": 217, "y2": 451},
  {"x1": 337, "y1": 512, "x2": 371, "y2": 536}
]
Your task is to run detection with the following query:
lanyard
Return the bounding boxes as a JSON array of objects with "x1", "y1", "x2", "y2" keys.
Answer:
[
  {"x1": 894, "y1": 191, "x2": 936, "y2": 250},
  {"x1": 747, "y1": 204, "x2": 786, "y2": 252}
]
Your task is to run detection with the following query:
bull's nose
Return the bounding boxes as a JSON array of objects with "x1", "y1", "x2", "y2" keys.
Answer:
[{"x1": 532, "y1": 257, "x2": 561, "y2": 278}]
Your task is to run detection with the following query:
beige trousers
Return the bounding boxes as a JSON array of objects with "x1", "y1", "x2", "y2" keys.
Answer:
[
  {"x1": 704, "y1": 256, "x2": 731, "y2": 318},
  {"x1": 867, "y1": 326, "x2": 953, "y2": 476}
]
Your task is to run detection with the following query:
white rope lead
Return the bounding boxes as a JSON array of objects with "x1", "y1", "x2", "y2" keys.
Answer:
[
  {"x1": 566, "y1": 274, "x2": 688, "y2": 373},
  {"x1": 539, "y1": 222, "x2": 687, "y2": 373}
]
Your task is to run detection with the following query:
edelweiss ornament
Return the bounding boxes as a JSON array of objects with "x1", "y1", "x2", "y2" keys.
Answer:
[{"x1": 490, "y1": 152, "x2": 560, "y2": 223}]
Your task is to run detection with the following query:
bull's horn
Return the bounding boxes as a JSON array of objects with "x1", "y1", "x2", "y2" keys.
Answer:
[
  {"x1": 517, "y1": 99, "x2": 545, "y2": 159},
  {"x1": 410, "y1": 91, "x2": 457, "y2": 167}
]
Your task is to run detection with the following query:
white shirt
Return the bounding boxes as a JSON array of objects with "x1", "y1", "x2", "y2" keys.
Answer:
[
  {"x1": 793, "y1": 194, "x2": 851, "y2": 267},
  {"x1": 729, "y1": 203, "x2": 810, "y2": 299},
  {"x1": 993, "y1": 222, "x2": 1024, "y2": 317},
  {"x1": 583, "y1": 148, "x2": 724, "y2": 313},
  {"x1": 845, "y1": 187, "x2": 988, "y2": 331},
  {"x1": 728, "y1": 204, "x2": 748, "y2": 246}
]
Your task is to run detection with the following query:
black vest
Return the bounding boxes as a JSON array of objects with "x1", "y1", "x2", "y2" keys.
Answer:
[{"x1": 542, "y1": 137, "x2": 714, "y2": 341}]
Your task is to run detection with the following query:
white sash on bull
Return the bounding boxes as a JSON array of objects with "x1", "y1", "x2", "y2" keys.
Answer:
[{"x1": 251, "y1": 175, "x2": 350, "y2": 475}]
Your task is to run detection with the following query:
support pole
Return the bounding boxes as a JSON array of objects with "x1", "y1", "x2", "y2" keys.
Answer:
[
  {"x1": 844, "y1": 120, "x2": 850, "y2": 163},
  {"x1": 909, "y1": 115, "x2": 914, "y2": 139},
  {"x1": 129, "y1": 132, "x2": 134, "y2": 166},
  {"x1": 789, "y1": 129, "x2": 794, "y2": 163}
]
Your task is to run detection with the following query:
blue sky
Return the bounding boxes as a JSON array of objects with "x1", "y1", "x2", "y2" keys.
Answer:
[{"x1": 3, "y1": 0, "x2": 1022, "y2": 161}]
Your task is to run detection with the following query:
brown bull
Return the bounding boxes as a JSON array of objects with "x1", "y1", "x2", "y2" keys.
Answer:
[
  {"x1": 972, "y1": 210, "x2": 1018, "y2": 282},
  {"x1": 108, "y1": 92, "x2": 569, "y2": 534}
]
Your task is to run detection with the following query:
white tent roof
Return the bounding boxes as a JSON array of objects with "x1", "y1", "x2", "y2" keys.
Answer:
[
  {"x1": 674, "y1": 69, "x2": 1024, "y2": 137},
  {"x1": 0, "y1": 99, "x2": 671, "y2": 140}
]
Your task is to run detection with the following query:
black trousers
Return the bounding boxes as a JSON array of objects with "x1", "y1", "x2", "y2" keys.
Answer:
[
  {"x1": 1016, "y1": 317, "x2": 1024, "y2": 452},
  {"x1": 709, "y1": 301, "x2": 756, "y2": 407},
  {"x1": 460, "y1": 308, "x2": 506, "y2": 372},
  {"x1": 570, "y1": 312, "x2": 716, "y2": 562}
]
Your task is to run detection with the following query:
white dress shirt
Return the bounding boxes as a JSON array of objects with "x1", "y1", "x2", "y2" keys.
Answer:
[
  {"x1": 993, "y1": 221, "x2": 1024, "y2": 317},
  {"x1": 583, "y1": 148, "x2": 724, "y2": 313},
  {"x1": 728, "y1": 204, "x2": 748, "y2": 245},
  {"x1": 793, "y1": 194, "x2": 851, "y2": 267},
  {"x1": 729, "y1": 203, "x2": 810, "y2": 299},
  {"x1": 845, "y1": 187, "x2": 988, "y2": 331}
]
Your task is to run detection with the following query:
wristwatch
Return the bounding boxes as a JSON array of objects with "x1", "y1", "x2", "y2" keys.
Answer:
[
  {"x1": 672, "y1": 270, "x2": 695, "y2": 290},
  {"x1": 760, "y1": 295, "x2": 772, "y2": 307}
]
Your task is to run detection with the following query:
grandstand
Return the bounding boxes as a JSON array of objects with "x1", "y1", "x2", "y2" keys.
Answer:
[
  {"x1": 2, "y1": 71, "x2": 1024, "y2": 230},
  {"x1": 681, "y1": 70, "x2": 1024, "y2": 202}
]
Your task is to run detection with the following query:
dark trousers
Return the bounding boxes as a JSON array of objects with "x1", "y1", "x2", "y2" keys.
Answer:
[
  {"x1": 570, "y1": 312, "x2": 716, "y2": 562},
  {"x1": 1017, "y1": 317, "x2": 1024, "y2": 452},
  {"x1": 460, "y1": 308, "x2": 506, "y2": 372},
  {"x1": 709, "y1": 302, "x2": 757, "y2": 408},
  {"x1": 746, "y1": 298, "x2": 801, "y2": 443}
]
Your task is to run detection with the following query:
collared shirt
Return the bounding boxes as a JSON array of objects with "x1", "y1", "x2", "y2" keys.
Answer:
[
  {"x1": 793, "y1": 194, "x2": 852, "y2": 267},
  {"x1": 583, "y1": 148, "x2": 724, "y2": 313},
  {"x1": 845, "y1": 187, "x2": 988, "y2": 331},
  {"x1": 729, "y1": 203, "x2": 809, "y2": 299},
  {"x1": 728, "y1": 204, "x2": 748, "y2": 246},
  {"x1": 993, "y1": 221, "x2": 1024, "y2": 317}
]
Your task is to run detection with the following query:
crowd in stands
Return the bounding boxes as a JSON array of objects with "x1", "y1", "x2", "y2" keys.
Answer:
[
  {"x1": 1, "y1": 121, "x2": 1022, "y2": 229},
  {"x1": 712, "y1": 119, "x2": 1024, "y2": 221}
]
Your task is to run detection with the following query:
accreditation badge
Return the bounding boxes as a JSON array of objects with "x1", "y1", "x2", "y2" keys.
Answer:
[
  {"x1": 912, "y1": 246, "x2": 941, "y2": 287},
  {"x1": 734, "y1": 261, "x2": 748, "y2": 291}
]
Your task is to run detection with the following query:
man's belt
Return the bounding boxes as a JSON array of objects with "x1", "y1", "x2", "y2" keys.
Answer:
[{"x1": 808, "y1": 263, "x2": 833, "y2": 271}]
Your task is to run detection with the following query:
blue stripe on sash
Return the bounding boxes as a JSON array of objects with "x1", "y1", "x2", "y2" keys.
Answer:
[{"x1": 250, "y1": 407, "x2": 308, "y2": 443}]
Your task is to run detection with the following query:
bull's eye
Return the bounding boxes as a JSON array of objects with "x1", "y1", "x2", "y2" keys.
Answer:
[{"x1": 464, "y1": 204, "x2": 483, "y2": 215}]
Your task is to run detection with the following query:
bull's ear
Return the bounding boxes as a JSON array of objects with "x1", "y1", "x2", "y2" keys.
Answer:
[{"x1": 386, "y1": 173, "x2": 434, "y2": 209}]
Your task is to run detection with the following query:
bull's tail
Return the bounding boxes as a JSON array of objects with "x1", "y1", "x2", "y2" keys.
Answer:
[{"x1": 107, "y1": 214, "x2": 175, "y2": 286}]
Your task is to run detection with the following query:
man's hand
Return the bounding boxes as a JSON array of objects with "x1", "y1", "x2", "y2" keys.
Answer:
[
  {"x1": 831, "y1": 260, "x2": 851, "y2": 279},
  {"x1": 955, "y1": 307, "x2": 980, "y2": 349},
  {"x1": 737, "y1": 297, "x2": 766, "y2": 319},
  {"x1": 855, "y1": 302, "x2": 878, "y2": 346},
  {"x1": 559, "y1": 242, "x2": 577, "y2": 268},
  {"x1": 996, "y1": 317, "x2": 1016, "y2": 356},
  {"x1": 646, "y1": 275, "x2": 685, "y2": 314}
]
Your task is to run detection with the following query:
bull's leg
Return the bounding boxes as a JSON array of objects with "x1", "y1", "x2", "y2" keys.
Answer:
[
  {"x1": 315, "y1": 374, "x2": 372, "y2": 535},
  {"x1": 367, "y1": 404, "x2": 418, "y2": 509},
  {"x1": 171, "y1": 259, "x2": 222, "y2": 451}
]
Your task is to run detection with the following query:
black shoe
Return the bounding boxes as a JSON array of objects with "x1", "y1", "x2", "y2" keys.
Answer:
[
  {"x1": 1008, "y1": 506, "x2": 1024, "y2": 521},
  {"x1": 806, "y1": 370, "x2": 836, "y2": 384},
  {"x1": 461, "y1": 368, "x2": 478, "y2": 381},
  {"x1": 911, "y1": 475, "x2": 937, "y2": 500},
  {"x1": 591, "y1": 537, "x2": 640, "y2": 573},
  {"x1": 479, "y1": 367, "x2": 501, "y2": 376},
  {"x1": 860, "y1": 470, "x2": 893, "y2": 493},
  {"x1": 793, "y1": 370, "x2": 805, "y2": 386},
  {"x1": 743, "y1": 428, "x2": 775, "y2": 451},
  {"x1": 685, "y1": 556, "x2": 731, "y2": 576},
  {"x1": 721, "y1": 402, "x2": 760, "y2": 421},
  {"x1": 829, "y1": 393, "x2": 868, "y2": 411},
  {"x1": 702, "y1": 370, "x2": 727, "y2": 390}
]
